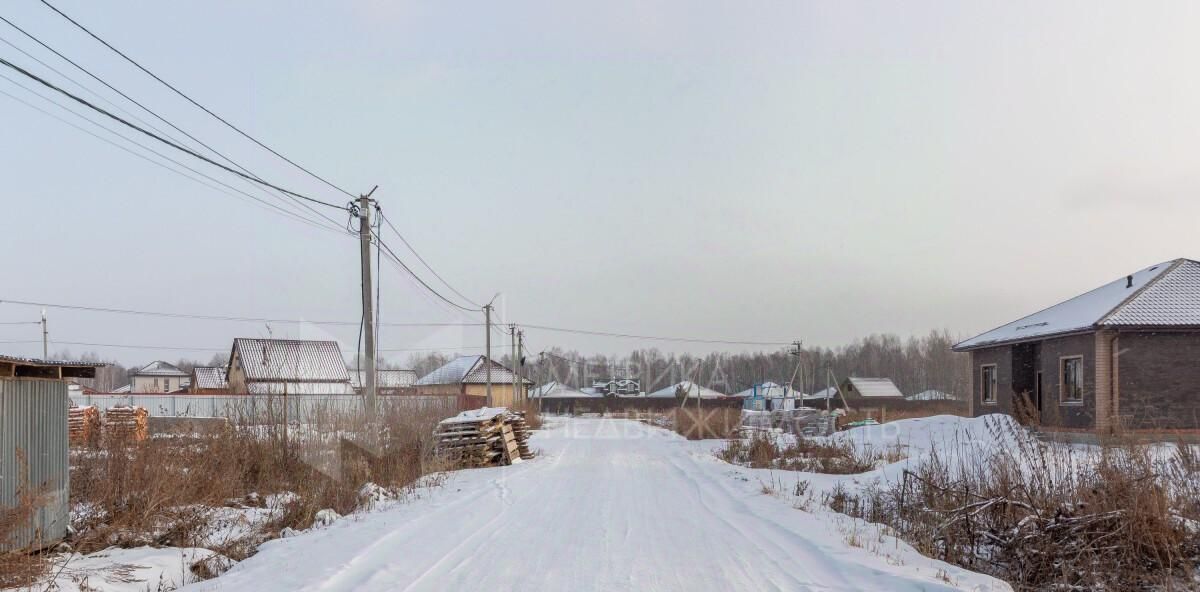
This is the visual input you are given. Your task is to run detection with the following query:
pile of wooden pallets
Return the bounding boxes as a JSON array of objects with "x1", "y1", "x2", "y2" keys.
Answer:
[
  {"x1": 435, "y1": 407, "x2": 534, "y2": 468},
  {"x1": 104, "y1": 405, "x2": 149, "y2": 442},
  {"x1": 68, "y1": 405, "x2": 101, "y2": 446}
]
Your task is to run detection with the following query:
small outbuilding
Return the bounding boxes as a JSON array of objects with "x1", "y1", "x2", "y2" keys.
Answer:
[
  {"x1": 189, "y1": 366, "x2": 229, "y2": 394},
  {"x1": 415, "y1": 355, "x2": 531, "y2": 407},
  {"x1": 1, "y1": 354, "x2": 104, "y2": 552},
  {"x1": 226, "y1": 338, "x2": 355, "y2": 395}
]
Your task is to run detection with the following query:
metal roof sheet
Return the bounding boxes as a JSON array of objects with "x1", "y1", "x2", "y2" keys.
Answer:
[
  {"x1": 192, "y1": 367, "x2": 228, "y2": 390},
  {"x1": 646, "y1": 381, "x2": 727, "y2": 399},
  {"x1": 233, "y1": 338, "x2": 350, "y2": 382},
  {"x1": 350, "y1": 369, "x2": 418, "y2": 389},
  {"x1": 846, "y1": 377, "x2": 904, "y2": 398},
  {"x1": 0, "y1": 354, "x2": 105, "y2": 368},
  {"x1": 245, "y1": 381, "x2": 357, "y2": 395},
  {"x1": 133, "y1": 360, "x2": 188, "y2": 377},
  {"x1": 954, "y1": 259, "x2": 1180, "y2": 350},
  {"x1": 1102, "y1": 259, "x2": 1200, "y2": 326}
]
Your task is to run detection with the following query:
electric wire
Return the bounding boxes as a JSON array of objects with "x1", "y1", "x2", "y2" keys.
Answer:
[
  {"x1": 0, "y1": 54, "x2": 346, "y2": 211},
  {"x1": 39, "y1": 0, "x2": 357, "y2": 199},
  {"x1": 377, "y1": 210, "x2": 481, "y2": 309}
]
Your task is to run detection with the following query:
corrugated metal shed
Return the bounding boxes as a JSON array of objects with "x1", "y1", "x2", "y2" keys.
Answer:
[
  {"x1": 233, "y1": 338, "x2": 350, "y2": 382},
  {"x1": 1, "y1": 379, "x2": 70, "y2": 552}
]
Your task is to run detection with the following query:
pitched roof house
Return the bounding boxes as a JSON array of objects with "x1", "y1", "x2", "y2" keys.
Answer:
[
  {"x1": 415, "y1": 355, "x2": 531, "y2": 406},
  {"x1": 646, "y1": 381, "x2": 727, "y2": 399},
  {"x1": 953, "y1": 258, "x2": 1200, "y2": 432},
  {"x1": 131, "y1": 360, "x2": 189, "y2": 393},
  {"x1": 226, "y1": 338, "x2": 354, "y2": 395}
]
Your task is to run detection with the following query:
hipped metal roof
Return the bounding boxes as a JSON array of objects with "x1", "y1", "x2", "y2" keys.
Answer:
[
  {"x1": 954, "y1": 258, "x2": 1200, "y2": 351},
  {"x1": 416, "y1": 355, "x2": 532, "y2": 386},
  {"x1": 192, "y1": 367, "x2": 228, "y2": 390},
  {"x1": 133, "y1": 360, "x2": 188, "y2": 377}
]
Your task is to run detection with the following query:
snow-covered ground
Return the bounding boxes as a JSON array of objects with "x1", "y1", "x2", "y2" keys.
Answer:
[{"x1": 172, "y1": 417, "x2": 1007, "y2": 592}]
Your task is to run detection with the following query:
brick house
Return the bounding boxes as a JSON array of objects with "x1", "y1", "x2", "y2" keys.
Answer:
[{"x1": 953, "y1": 258, "x2": 1200, "y2": 433}]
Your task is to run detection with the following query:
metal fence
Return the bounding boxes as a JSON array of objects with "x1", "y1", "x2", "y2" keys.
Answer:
[
  {"x1": 69, "y1": 393, "x2": 460, "y2": 423},
  {"x1": 1, "y1": 379, "x2": 70, "y2": 552}
]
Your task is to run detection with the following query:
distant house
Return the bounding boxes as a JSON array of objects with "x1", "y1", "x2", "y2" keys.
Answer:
[
  {"x1": 349, "y1": 369, "x2": 418, "y2": 395},
  {"x1": 190, "y1": 366, "x2": 229, "y2": 394},
  {"x1": 130, "y1": 361, "x2": 189, "y2": 393},
  {"x1": 647, "y1": 381, "x2": 727, "y2": 399},
  {"x1": 530, "y1": 381, "x2": 599, "y2": 399},
  {"x1": 226, "y1": 338, "x2": 354, "y2": 395},
  {"x1": 735, "y1": 382, "x2": 798, "y2": 411},
  {"x1": 415, "y1": 355, "x2": 531, "y2": 406},
  {"x1": 591, "y1": 377, "x2": 642, "y2": 397},
  {"x1": 953, "y1": 258, "x2": 1200, "y2": 433}
]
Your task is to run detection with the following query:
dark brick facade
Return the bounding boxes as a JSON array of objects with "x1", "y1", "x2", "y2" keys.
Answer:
[
  {"x1": 1116, "y1": 331, "x2": 1200, "y2": 430},
  {"x1": 970, "y1": 330, "x2": 1200, "y2": 431},
  {"x1": 971, "y1": 332, "x2": 1096, "y2": 430}
]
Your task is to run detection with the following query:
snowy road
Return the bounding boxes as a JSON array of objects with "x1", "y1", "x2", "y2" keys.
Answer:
[{"x1": 184, "y1": 418, "x2": 1005, "y2": 592}]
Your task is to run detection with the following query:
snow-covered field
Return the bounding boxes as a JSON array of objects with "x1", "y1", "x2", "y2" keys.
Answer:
[
  {"x1": 10, "y1": 416, "x2": 1015, "y2": 591},
  {"x1": 169, "y1": 416, "x2": 1006, "y2": 592}
]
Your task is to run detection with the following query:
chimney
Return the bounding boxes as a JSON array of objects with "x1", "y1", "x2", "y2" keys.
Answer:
[{"x1": 1126, "y1": 275, "x2": 1133, "y2": 288}]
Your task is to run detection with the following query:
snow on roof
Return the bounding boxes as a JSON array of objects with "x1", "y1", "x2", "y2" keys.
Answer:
[
  {"x1": 804, "y1": 387, "x2": 839, "y2": 400},
  {"x1": 192, "y1": 367, "x2": 228, "y2": 390},
  {"x1": 349, "y1": 369, "x2": 418, "y2": 389},
  {"x1": 845, "y1": 378, "x2": 904, "y2": 398},
  {"x1": 233, "y1": 338, "x2": 350, "y2": 383},
  {"x1": 133, "y1": 360, "x2": 188, "y2": 377},
  {"x1": 415, "y1": 356, "x2": 531, "y2": 386},
  {"x1": 646, "y1": 381, "x2": 727, "y2": 399},
  {"x1": 110, "y1": 384, "x2": 131, "y2": 394},
  {"x1": 1102, "y1": 259, "x2": 1200, "y2": 326},
  {"x1": 530, "y1": 381, "x2": 600, "y2": 399},
  {"x1": 905, "y1": 389, "x2": 958, "y2": 401},
  {"x1": 954, "y1": 259, "x2": 1198, "y2": 350},
  {"x1": 440, "y1": 406, "x2": 508, "y2": 425},
  {"x1": 733, "y1": 382, "x2": 798, "y2": 399}
]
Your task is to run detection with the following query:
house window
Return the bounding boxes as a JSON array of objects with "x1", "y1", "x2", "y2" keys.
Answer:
[
  {"x1": 1061, "y1": 356, "x2": 1083, "y2": 404},
  {"x1": 981, "y1": 365, "x2": 997, "y2": 404},
  {"x1": 153, "y1": 378, "x2": 160, "y2": 391},
  {"x1": 163, "y1": 379, "x2": 171, "y2": 392}
]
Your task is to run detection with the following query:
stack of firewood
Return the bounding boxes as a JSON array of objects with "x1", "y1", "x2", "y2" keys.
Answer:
[
  {"x1": 104, "y1": 405, "x2": 149, "y2": 442},
  {"x1": 435, "y1": 408, "x2": 534, "y2": 468},
  {"x1": 68, "y1": 405, "x2": 101, "y2": 446}
]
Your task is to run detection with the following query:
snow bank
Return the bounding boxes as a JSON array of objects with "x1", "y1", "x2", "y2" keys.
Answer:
[{"x1": 40, "y1": 546, "x2": 227, "y2": 592}]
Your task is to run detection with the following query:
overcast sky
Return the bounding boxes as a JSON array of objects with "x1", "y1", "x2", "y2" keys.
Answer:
[{"x1": 2, "y1": 1, "x2": 1199, "y2": 365}]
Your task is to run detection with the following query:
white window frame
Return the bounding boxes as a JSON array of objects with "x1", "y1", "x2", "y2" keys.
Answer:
[
  {"x1": 980, "y1": 364, "x2": 998, "y2": 405},
  {"x1": 1060, "y1": 355, "x2": 1084, "y2": 405}
]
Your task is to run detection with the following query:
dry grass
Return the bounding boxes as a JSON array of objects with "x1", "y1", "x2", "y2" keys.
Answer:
[
  {"x1": 0, "y1": 451, "x2": 54, "y2": 588},
  {"x1": 718, "y1": 430, "x2": 902, "y2": 474},
  {"x1": 672, "y1": 407, "x2": 742, "y2": 440},
  {"x1": 0, "y1": 399, "x2": 452, "y2": 589},
  {"x1": 839, "y1": 402, "x2": 969, "y2": 426},
  {"x1": 825, "y1": 417, "x2": 1200, "y2": 591}
]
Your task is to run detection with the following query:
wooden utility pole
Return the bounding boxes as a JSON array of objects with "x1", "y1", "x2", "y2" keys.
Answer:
[
  {"x1": 41, "y1": 309, "x2": 47, "y2": 359},
  {"x1": 357, "y1": 188, "x2": 378, "y2": 421},
  {"x1": 517, "y1": 329, "x2": 525, "y2": 404},
  {"x1": 484, "y1": 304, "x2": 493, "y2": 406}
]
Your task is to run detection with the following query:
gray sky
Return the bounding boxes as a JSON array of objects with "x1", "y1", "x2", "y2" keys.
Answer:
[{"x1": 2, "y1": 0, "x2": 1198, "y2": 365}]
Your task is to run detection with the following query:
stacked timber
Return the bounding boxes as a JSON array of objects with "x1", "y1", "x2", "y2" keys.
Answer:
[
  {"x1": 68, "y1": 405, "x2": 101, "y2": 446},
  {"x1": 105, "y1": 406, "x2": 149, "y2": 442},
  {"x1": 435, "y1": 407, "x2": 533, "y2": 468}
]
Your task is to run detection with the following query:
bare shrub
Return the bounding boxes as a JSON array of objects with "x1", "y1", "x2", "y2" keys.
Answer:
[
  {"x1": 718, "y1": 430, "x2": 896, "y2": 474},
  {"x1": 825, "y1": 417, "x2": 1200, "y2": 591},
  {"x1": 673, "y1": 407, "x2": 742, "y2": 440}
]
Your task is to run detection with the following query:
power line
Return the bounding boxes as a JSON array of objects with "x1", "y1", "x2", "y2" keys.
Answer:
[
  {"x1": 377, "y1": 209, "x2": 481, "y2": 308},
  {"x1": 0, "y1": 321, "x2": 40, "y2": 325},
  {"x1": 372, "y1": 230, "x2": 482, "y2": 313},
  {"x1": 0, "y1": 298, "x2": 484, "y2": 327},
  {"x1": 520, "y1": 323, "x2": 792, "y2": 346},
  {"x1": 0, "y1": 54, "x2": 346, "y2": 212},
  {"x1": 39, "y1": 0, "x2": 357, "y2": 200},
  {"x1": 12, "y1": 338, "x2": 495, "y2": 354},
  {"x1": 0, "y1": 17, "x2": 344, "y2": 231},
  {"x1": 0, "y1": 75, "x2": 348, "y2": 235}
]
